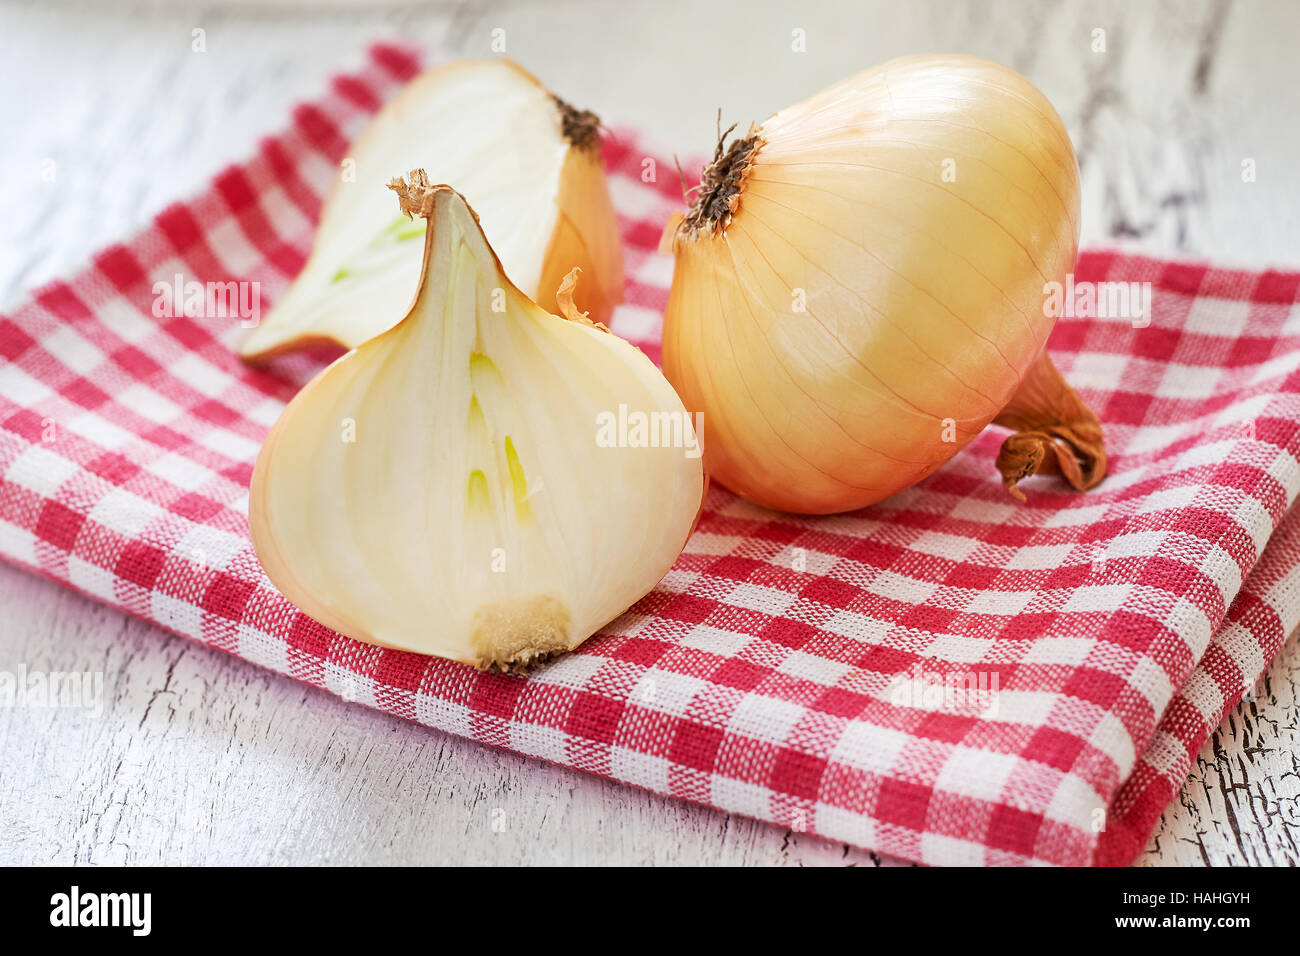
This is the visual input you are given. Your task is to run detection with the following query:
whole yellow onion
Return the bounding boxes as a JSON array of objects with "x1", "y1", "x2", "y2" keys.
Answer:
[{"x1": 662, "y1": 54, "x2": 1106, "y2": 514}]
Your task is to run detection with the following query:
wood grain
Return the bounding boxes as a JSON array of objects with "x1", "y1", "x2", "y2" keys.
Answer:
[{"x1": 1, "y1": 0, "x2": 1297, "y2": 866}]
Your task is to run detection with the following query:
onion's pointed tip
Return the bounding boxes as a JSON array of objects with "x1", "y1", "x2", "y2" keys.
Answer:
[
  {"x1": 387, "y1": 168, "x2": 447, "y2": 220},
  {"x1": 387, "y1": 171, "x2": 486, "y2": 231},
  {"x1": 551, "y1": 94, "x2": 604, "y2": 153}
]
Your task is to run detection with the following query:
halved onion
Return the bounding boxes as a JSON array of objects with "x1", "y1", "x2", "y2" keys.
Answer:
[
  {"x1": 239, "y1": 59, "x2": 624, "y2": 360},
  {"x1": 249, "y1": 174, "x2": 703, "y2": 670}
]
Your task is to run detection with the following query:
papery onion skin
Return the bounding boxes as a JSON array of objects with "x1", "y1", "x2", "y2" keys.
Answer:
[
  {"x1": 662, "y1": 54, "x2": 1105, "y2": 514},
  {"x1": 537, "y1": 139, "x2": 625, "y2": 324},
  {"x1": 239, "y1": 59, "x2": 624, "y2": 361}
]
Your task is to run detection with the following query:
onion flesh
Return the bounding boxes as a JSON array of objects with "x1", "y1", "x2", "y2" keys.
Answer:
[
  {"x1": 239, "y1": 59, "x2": 623, "y2": 361},
  {"x1": 249, "y1": 176, "x2": 703, "y2": 669}
]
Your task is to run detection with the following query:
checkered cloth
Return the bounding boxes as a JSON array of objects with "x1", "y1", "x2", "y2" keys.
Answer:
[{"x1": 3, "y1": 43, "x2": 1299, "y2": 867}]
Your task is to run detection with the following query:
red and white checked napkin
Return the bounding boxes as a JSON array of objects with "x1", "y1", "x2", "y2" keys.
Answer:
[{"x1": 3, "y1": 43, "x2": 1298, "y2": 867}]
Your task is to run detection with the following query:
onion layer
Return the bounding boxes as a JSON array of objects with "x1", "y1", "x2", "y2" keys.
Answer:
[
  {"x1": 250, "y1": 174, "x2": 703, "y2": 670},
  {"x1": 239, "y1": 59, "x2": 624, "y2": 361},
  {"x1": 662, "y1": 54, "x2": 1106, "y2": 513}
]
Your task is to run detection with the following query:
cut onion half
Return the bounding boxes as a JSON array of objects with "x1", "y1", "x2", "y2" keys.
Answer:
[
  {"x1": 249, "y1": 175, "x2": 703, "y2": 670},
  {"x1": 239, "y1": 58, "x2": 624, "y2": 361}
]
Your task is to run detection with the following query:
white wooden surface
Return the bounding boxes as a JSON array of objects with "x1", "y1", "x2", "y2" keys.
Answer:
[{"x1": 1, "y1": 0, "x2": 1298, "y2": 866}]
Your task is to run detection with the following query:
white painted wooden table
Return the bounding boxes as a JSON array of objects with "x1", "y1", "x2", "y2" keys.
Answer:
[{"x1": 2, "y1": 0, "x2": 1298, "y2": 866}]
